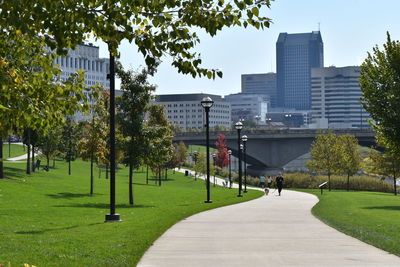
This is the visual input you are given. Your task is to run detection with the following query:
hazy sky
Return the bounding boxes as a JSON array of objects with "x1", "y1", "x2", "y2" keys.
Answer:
[{"x1": 92, "y1": 0, "x2": 400, "y2": 96}]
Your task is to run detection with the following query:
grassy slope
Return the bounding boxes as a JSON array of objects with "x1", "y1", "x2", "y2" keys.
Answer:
[
  {"x1": 297, "y1": 189, "x2": 400, "y2": 256},
  {"x1": 0, "y1": 160, "x2": 262, "y2": 266},
  {"x1": 2, "y1": 143, "x2": 26, "y2": 159}
]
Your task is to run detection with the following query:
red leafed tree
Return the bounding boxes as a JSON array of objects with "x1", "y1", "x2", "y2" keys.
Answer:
[{"x1": 215, "y1": 134, "x2": 229, "y2": 168}]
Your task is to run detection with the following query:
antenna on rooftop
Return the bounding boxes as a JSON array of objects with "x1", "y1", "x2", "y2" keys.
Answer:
[{"x1": 318, "y1": 22, "x2": 321, "y2": 32}]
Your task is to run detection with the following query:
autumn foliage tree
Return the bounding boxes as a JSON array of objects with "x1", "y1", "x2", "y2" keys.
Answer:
[{"x1": 215, "y1": 134, "x2": 229, "y2": 168}]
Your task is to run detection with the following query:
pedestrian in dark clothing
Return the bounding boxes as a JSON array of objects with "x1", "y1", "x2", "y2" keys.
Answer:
[{"x1": 276, "y1": 173, "x2": 284, "y2": 196}]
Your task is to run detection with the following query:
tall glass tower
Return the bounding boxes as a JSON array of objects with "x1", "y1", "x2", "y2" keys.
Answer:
[{"x1": 276, "y1": 31, "x2": 324, "y2": 110}]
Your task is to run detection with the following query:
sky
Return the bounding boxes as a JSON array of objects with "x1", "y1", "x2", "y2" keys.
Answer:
[{"x1": 92, "y1": 0, "x2": 400, "y2": 97}]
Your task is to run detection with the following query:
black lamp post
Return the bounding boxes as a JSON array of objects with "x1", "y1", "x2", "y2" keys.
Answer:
[
  {"x1": 105, "y1": 48, "x2": 121, "y2": 222},
  {"x1": 201, "y1": 96, "x2": 214, "y2": 203},
  {"x1": 242, "y1": 135, "x2": 248, "y2": 193},
  {"x1": 228, "y1": 149, "x2": 232, "y2": 189},
  {"x1": 212, "y1": 153, "x2": 216, "y2": 187},
  {"x1": 254, "y1": 115, "x2": 261, "y2": 127},
  {"x1": 193, "y1": 151, "x2": 198, "y2": 180},
  {"x1": 235, "y1": 121, "x2": 243, "y2": 197}
]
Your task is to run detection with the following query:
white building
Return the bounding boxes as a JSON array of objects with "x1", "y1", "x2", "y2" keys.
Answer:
[
  {"x1": 310, "y1": 66, "x2": 371, "y2": 129},
  {"x1": 154, "y1": 94, "x2": 231, "y2": 130},
  {"x1": 223, "y1": 93, "x2": 269, "y2": 123},
  {"x1": 53, "y1": 43, "x2": 110, "y2": 120},
  {"x1": 55, "y1": 43, "x2": 110, "y2": 90}
]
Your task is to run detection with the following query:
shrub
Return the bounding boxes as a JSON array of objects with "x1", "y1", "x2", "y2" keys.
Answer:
[{"x1": 283, "y1": 173, "x2": 396, "y2": 193}]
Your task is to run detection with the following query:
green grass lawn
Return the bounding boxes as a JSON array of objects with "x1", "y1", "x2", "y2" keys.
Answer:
[
  {"x1": 0, "y1": 160, "x2": 262, "y2": 266},
  {"x1": 297, "y1": 189, "x2": 400, "y2": 256},
  {"x1": 2, "y1": 143, "x2": 26, "y2": 159}
]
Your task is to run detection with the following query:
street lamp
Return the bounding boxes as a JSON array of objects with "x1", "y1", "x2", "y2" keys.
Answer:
[
  {"x1": 201, "y1": 96, "x2": 214, "y2": 203},
  {"x1": 235, "y1": 121, "x2": 243, "y2": 197},
  {"x1": 192, "y1": 151, "x2": 198, "y2": 180},
  {"x1": 228, "y1": 150, "x2": 232, "y2": 189},
  {"x1": 241, "y1": 135, "x2": 248, "y2": 193},
  {"x1": 105, "y1": 48, "x2": 121, "y2": 222},
  {"x1": 212, "y1": 153, "x2": 217, "y2": 187},
  {"x1": 254, "y1": 115, "x2": 261, "y2": 126}
]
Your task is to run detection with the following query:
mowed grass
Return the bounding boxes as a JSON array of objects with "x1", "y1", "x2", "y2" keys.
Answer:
[
  {"x1": 2, "y1": 143, "x2": 26, "y2": 159},
  {"x1": 297, "y1": 189, "x2": 400, "y2": 256},
  {"x1": 0, "y1": 160, "x2": 262, "y2": 266}
]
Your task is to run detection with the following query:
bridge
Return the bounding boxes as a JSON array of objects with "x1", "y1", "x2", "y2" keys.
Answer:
[{"x1": 173, "y1": 128, "x2": 376, "y2": 175}]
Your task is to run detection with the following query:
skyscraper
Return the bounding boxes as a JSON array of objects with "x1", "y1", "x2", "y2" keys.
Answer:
[
  {"x1": 311, "y1": 66, "x2": 371, "y2": 128},
  {"x1": 241, "y1": 73, "x2": 277, "y2": 107},
  {"x1": 276, "y1": 31, "x2": 324, "y2": 110}
]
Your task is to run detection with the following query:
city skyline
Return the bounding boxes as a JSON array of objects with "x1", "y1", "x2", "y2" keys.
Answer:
[{"x1": 90, "y1": 0, "x2": 400, "y2": 96}]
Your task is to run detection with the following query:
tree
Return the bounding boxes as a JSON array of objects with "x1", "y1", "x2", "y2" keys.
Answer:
[
  {"x1": 337, "y1": 134, "x2": 362, "y2": 191},
  {"x1": 360, "y1": 32, "x2": 400, "y2": 154},
  {"x1": 78, "y1": 89, "x2": 108, "y2": 194},
  {"x1": 0, "y1": 1, "x2": 272, "y2": 77},
  {"x1": 0, "y1": 29, "x2": 88, "y2": 178},
  {"x1": 193, "y1": 152, "x2": 215, "y2": 179},
  {"x1": 307, "y1": 130, "x2": 341, "y2": 191},
  {"x1": 176, "y1": 141, "x2": 188, "y2": 168},
  {"x1": 368, "y1": 146, "x2": 400, "y2": 195},
  {"x1": 59, "y1": 117, "x2": 81, "y2": 175},
  {"x1": 215, "y1": 134, "x2": 229, "y2": 168},
  {"x1": 116, "y1": 64, "x2": 155, "y2": 204},
  {"x1": 37, "y1": 126, "x2": 62, "y2": 169},
  {"x1": 145, "y1": 105, "x2": 174, "y2": 187}
]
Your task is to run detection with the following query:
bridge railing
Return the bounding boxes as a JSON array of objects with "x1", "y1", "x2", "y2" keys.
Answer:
[{"x1": 173, "y1": 128, "x2": 375, "y2": 137}]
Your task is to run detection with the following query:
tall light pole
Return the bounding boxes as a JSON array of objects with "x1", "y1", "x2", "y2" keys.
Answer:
[
  {"x1": 228, "y1": 150, "x2": 232, "y2": 189},
  {"x1": 105, "y1": 47, "x2": 120, "y2": 222},
  {"x1": 242, "y1": 135, "x2": 248, "y2": 193},
  {"x1": 235, "y1": 121, "x2": 243, "y2": 197},
  {"x1": 201, "y1": 96, "x2": 214, "y2": 203},
  {"x1": 254, "y1": 115, "x2": 261, "y2": 127}
]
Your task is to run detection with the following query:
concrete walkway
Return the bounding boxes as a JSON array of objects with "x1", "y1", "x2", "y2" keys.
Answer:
[
  {"x1": 138, "y1": 169, "x2": 400, "y2": 266},
  {"x1": 6, "y1": 142, "x2": 40, "y2": 162}
]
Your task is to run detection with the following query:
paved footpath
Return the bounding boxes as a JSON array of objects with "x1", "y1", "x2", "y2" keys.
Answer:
[{"x1": 138, "y1": 169, "x2": 400, "y2": 266}]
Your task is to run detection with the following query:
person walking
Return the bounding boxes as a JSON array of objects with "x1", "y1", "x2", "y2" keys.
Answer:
[
  {"x1": 259, "y1": 175, "x2": 265, "y2": 188},
  {"x1": 276, "y1": 173, "x2": 284, "y2": 196},
  {"x1": 267, "y1": 176, "x2": 272, "y2": 188}
]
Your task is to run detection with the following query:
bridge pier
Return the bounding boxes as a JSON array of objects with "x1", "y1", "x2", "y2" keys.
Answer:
[{"x1": 247, "y1": 165, "x2": 283, "y2": 177}]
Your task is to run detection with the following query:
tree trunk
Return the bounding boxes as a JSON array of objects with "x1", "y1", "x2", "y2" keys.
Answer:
[
  {"x1": 347, "y1": 173, "x2": 350, "y2": 191},
  {"x1": 394, "y1": 175, "x2": 397, "y2": 196},
  {"x1": 90, "y1": 153, "x2": 94, "y2": 195},
  {"x1": 68, "y1": 159, "x2": 71, "y2": 175},
  {"x1": 158, "y1": 168, "x2": 161, "y2": 186},
  {"x1": 165, "y1": 168, "x2": 167, "y2": 180},
  {"x1": 146, "y1": 165, "x2": 149, "y2": 184},
  {"x1": 0, "y1": 139, "x2": 3, "y2": 179},
  {"x1": 32, "y1": 144, "x2": 35, "y2": 172},
  {"x1": 129, "y1": 163, "x2": 134, "y2": 204},
  {"x1": 26, "y1": 129, "x2": 31, "y2": 175},
  {"x1": 8, "y1": 137, "x2": 11, "y2": 157},
  {"x1": 328, "y1": 173, "x2": 331, "y2": 191}
]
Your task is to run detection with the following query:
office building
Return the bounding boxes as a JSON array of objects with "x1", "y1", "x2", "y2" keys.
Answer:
[
  {"x1": 53, "y1": 43, "x2": 110, "y2": 120},
  {"x1": 223, "y1": 93, "x2": 269, "y2": 123},
  {"x1": 310, "y1": 66, "x2": 371, "y2": 128},
  {"x1": 241, "y1": 73, "x2": 277, "y2": 107},
  {"x1": 276, "y1": 31, "x2": 324, "y2": 110},
  {"x1": 266, "y1": 108, "x2": 311, "y2": 128},
  {"x1": 154, "y1": 93, "x2": 231, "y2": 130},
  {"x1": 55, "y1": 43, "x2": 110, "y2": 90}
]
